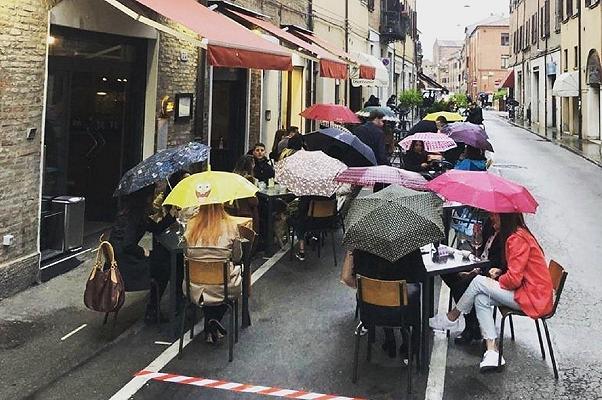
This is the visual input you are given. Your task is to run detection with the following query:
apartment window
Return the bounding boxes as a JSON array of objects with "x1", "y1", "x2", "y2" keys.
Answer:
[
  {"x1": 544, "y1": 0, "x2": 551, "y2": 36},
  {"x1": 501, "y1": 56, "x2": 510, "y2": 69},
  {"x1": 566, "y1": 0, "x2": 573, "y2": 18},
  {"x1": 556, "y1": 0, "x2": 563, "y2": 29},
  {"x1": 574, "y1": 46, "x2": 579, "y2": 69},
  {"x1": 564, "y1": 49, "x2": 568, "y2": 71},
  {"x1": 585, "y1": 0, "x2": 600, "y2": 7},
  {"x1": 525, "y1": 20, "x2": 530, "y2": 49},
  {"x1": 532, "y1": 14, "x2": 538, "y2": 44},
  {"x1": 366, "y1": 0, "x2": 375, "y2": 12},
  {"x1": 501, "y1": 32, "x2": 510, "y2": 46}
]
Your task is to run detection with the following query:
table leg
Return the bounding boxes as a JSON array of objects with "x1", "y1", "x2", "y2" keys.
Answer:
[
  {"x1": 265, "y1": 198, "x2": 275, "y2": 256},
  {"x1": 169, "y1": 251, "x2": 178, "y2": 339},
  {"x1": 442, "y1": 208, "x2": 452, "y2": 246},
  {"x1": 241, "y1": 242, "x2": 251, "y2": 328},
  {"x1": 421, "y1": 276, "x2": 435, "y2": 371}
]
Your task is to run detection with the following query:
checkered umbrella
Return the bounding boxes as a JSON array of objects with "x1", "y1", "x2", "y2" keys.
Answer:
[
  {"x1": 275, "y1": 150, "x2": 346, "y2": 197},
  {"x1": 335, "y1": 165, "x2": 428, "y2": 191},
  {"x1": 343, "y1": 185, "x2": 444, "y2": 262},
  {"x1": 399, "y1": 132, "x2": 457, "y2": 153}
]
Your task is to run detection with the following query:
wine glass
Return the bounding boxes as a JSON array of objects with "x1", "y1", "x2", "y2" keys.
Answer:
[{"x1": 471, "y1": 223, "x2": 483, "y2": 256}]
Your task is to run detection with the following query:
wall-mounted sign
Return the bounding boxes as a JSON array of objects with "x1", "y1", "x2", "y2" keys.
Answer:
[{"x1": 174, "y1": 93, "x2": 193, "y2": 122}]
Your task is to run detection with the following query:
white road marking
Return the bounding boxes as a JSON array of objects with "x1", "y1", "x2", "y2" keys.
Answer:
[
  {"x1": 60, "y1": 324, "x2": 87, "y2": 341},
  {"x1": 109, "y1": 247, "x2": 287, "y2": 399},
  {"x1": 153, "y1": 341, "x2": 172, "y2": 346},
  {"x1": 425, "y1": 282, "x2": 451, "y2": 400}
]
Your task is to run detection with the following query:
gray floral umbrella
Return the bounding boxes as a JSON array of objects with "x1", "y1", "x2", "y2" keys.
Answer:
[
  {"x1": 114, "y1": 142, "x2": 209, "y2": 196},
  {"x1": 343, "y1": 185, "x2": 444, "y2": 262}
]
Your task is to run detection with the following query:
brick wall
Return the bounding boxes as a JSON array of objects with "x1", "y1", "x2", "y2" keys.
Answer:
[
  {"x1": 0, "y1": 0, "x2": 49, "y2": 297},
  {"x1": 156, "y1": 19, "x2": 200, "y2": 147}
]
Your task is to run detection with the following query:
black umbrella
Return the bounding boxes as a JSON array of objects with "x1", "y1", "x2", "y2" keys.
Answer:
[
  {"x1": 303, "y1": 126, "x2": 377, "y2": 167},
  {"x1": 408, "y1": 120, "x2": 437, "y2": 134}
]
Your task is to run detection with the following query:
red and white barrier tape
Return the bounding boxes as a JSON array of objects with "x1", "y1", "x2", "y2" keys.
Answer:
[{"x1": 136, "y1": 370, "x2": 366, "y2": 400}]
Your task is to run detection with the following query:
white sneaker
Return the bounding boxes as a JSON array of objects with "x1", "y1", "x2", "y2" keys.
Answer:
[
  {"x1": 479, "y1": 350, "x2": 506, "y2": 372},
  {"x1": 429, "y1": 313, "x2": 465, "y2": 333}
]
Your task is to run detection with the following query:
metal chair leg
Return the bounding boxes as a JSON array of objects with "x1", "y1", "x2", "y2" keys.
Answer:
[
  {"x1": 498, "y1": 315, "x2": 506, "y2": 370},
  {"x1": 352, "y1": 323, "x2": 362, "y2": 383},
  {"x1": 190, "y1": 305, "x2": 196, "y2": 340},
  {"x1": 354, "y1": 304, "x2": 359, "y2": 320},
  {"x1": 542, "y1": 319, "x2": 559, "y2": 380},
  {"x1": 509, "y1": 315, "x2": 515, "y2": 341},
  {"x1": 234, "y1": 299, "x2": 239, "y2": 343},
  {"x1": 178, "y1": 305, "x2": 188, "y2": 359},
  {"x1": 331, "y1": 231, "x2": 337, "y2": 266},
  {"x1": 405, "y1": 326, "x2": 413, "y2": 395},
  {"x1": 535, "y1": 319, "x2": 546, "y2": 360},
  {"x1": 289, "y1": 227, "x2": 295, "y2": 261},
  {"x1": 366, "y1": 325, "x2": 374, "y2": 362},
  {"x1": 228, "y1": 304, "x2": 234, "y2": 362},
  {"x1": 103, "y1": 312, "x2": 109, "y2": 325},
  {"x1": 493, "y1": 307, "x2": 497, "y2": 322}
]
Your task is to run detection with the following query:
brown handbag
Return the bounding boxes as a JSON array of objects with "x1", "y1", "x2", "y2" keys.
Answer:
[{"x1": 84, "y1": 240, "x2": 125, "y2": 313}]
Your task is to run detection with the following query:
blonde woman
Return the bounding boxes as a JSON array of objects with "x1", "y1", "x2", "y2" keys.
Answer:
[{"x1": 184, "y1": 204, "x2": 242, "y2": 343}]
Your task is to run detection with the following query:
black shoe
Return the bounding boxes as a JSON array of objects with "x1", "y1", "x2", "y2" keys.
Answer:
[{"x1": 454, "y1": 327, "x2": 481, "y2": 345}]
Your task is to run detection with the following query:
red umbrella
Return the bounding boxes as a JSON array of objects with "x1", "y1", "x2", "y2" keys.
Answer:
[
  {"x1": 300, "y1": 104, "x2": 361, "y2": 124},
  {"x1": 335, "y1": 166, "x2": 428, "y2": 191},
  {"x1": 426, "y1": 170, "x2": 538, "y2": 213}
]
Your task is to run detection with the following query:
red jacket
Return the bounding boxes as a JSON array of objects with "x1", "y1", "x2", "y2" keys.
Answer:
[{"x1": 498, "y1": 228, "x2": 553, "y2": 319}]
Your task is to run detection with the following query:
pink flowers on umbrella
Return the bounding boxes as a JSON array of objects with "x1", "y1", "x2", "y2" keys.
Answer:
[
  {"x1": 335, "y1": 165, "x2": 428, "y2": 191},
  {"x1": 399, "y1": 132, "x2": 457, "y2": 153}
]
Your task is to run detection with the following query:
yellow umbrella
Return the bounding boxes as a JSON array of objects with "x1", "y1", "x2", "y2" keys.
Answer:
[
  {"x1": 423, "y1": 111, "x2": 464, "y2": 122},
  {"x1": 163, "y1": 170, "x2": 258, "y2": 209}
]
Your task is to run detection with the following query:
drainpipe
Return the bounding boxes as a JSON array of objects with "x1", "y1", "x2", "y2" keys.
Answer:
[
  {"x1": 344, "y1": 0, "x2": 350, "y2": 106},
  {"x1": 577, "y1": 0, "x2": 583, "y2": 138}
]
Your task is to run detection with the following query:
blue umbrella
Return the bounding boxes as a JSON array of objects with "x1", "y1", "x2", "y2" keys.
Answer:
[
  {"x1": 303, "y1": 126, "x2": 377, "y2": 167},
  {"x1": 114, "y1": 142, "x2": 209, "y2": 196}
]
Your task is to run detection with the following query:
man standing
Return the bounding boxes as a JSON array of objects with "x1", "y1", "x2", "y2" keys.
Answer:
[
  {"x1": 276, "y1": 126, "x2": 299, "y2": 155},
  {"x1": 252, "y1": 143, "x2": 275, "y2": 184},
  {"x1": 355, "y1": 110, "x2": 389, "y2": 166}
]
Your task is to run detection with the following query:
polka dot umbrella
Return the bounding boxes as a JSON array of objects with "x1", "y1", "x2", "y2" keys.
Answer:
[{"x1": 343, "y1": 185, "x2": 445, "y2": 262}]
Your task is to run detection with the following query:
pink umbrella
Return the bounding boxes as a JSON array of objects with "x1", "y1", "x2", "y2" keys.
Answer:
[
  {"x1": 426, "y1": 170, "x2": 538, "y2": 213},
  {"x1": 399, "y1": 132, "x2": 457, "y2": 153},
  {"x1": 335, "y1": 165, "x2": 428, "y2": 191}
]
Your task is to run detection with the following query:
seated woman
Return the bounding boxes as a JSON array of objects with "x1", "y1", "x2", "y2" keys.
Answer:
[
  {"x1": 278, "y1": 134, "x2": 303, "y2": 161},
  {"x1": 441, "y1": 216, "x2": 506, "y2": 344},
  {"x1": 430, "y1": 213, "x2": 554, "y2": 371},
  {"x1": 342, "y1": 249, "x2": 426, "y2": 361},
  {"x1": 184, "y1": 204, "x2": 243, "y2": 343},
  {"x1": 455, "y1": 145, "x2": 487, "y2": 171},
  {"x1": 110, "y1": 185, "x2": 176, "y2": 323},
  {"x1": 402, "y1": 140, "x2": 430, "y2": 173}
]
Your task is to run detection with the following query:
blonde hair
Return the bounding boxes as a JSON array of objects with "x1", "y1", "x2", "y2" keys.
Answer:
[{"x1": 184, "y1": 204, "x2": 240, "y2": 247}]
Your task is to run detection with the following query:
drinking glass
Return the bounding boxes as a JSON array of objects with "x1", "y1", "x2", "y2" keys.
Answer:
[{"x1": 471, "y1": 223, "x2": 483, "y2": 255}]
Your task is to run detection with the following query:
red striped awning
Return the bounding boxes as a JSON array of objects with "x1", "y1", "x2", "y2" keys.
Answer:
[
  {"x1": 501, "y1": 70, "x2": 515, "y2": 88},
  {"x1": 230, "y1": 11, "x2": 348, "y2": 79},
  {"x1": 134, "y1": 0, "x2": 292, "y2": 70},
  {"x1": 292, "y1": 30, "x2": 374, "y2": 79}
]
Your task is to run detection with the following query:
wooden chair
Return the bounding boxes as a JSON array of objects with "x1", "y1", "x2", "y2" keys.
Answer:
[
  {"x1": 289, "y1": 198, "x2": 341, "y2": 265},
  {"x1": 179, "y1": 246, "x2": 241, "y2": 362},
  {"x1": 352, "y1": 276, "x2": 414, "y2": 395},
  {"x1": 496, "y1": 260, "x2": 568, "y2": 379}
]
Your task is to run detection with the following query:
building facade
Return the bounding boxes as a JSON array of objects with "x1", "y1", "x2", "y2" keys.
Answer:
[
  {"x1": 0, "y1": 0, "x2": 418, "y2": 297},
  {"x1": 464, "y1": 16, "x2": 510, "y2": 100},
  {"x1": 432, "y1": 39, "x2": 463, "y2": 90}
]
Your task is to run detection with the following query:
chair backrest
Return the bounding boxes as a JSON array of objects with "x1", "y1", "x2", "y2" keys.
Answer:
[
  {"x1": 357, "y1": 275, "x2": 408, "y2": 307},
  {"x1": 307, "y1": 199, "x2": 337, "y2": 218},
  {"x1": 185, "y1": 246, "x2": 231, "y2": 286},
  {"x1": 548, "y1": 260, "x2": 568, "y2": 317}
]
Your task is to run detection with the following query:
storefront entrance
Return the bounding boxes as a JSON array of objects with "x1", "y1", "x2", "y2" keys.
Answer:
[{"x1": 42, "y1": 26, "x2": 147, "y2": 258}]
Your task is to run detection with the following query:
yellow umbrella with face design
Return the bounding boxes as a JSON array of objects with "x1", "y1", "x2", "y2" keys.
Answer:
[{"x1": 162, "y1": 170, "x2": 258, "y2": 209}]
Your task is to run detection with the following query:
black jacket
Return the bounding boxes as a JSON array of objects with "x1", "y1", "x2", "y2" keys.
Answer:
[
  {"x1": 354, "y1": 122, "x2": 389, "y2": 166},
  {"x1": 253, "y1": 157, "x2": 275, "y2": 184},
  {"x1": 466, "y1": 107, "x2": 484, "y2": 125},
  {"x1": 110, "y1": 209, "x2": 175, "y2": 291},
  {"x1": 402, "y1": 151, "x2": 428, "y2": 172}
]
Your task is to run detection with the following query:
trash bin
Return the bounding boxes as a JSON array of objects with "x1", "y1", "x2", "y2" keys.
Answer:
[{"x1": 51, "y1": 196, "x2": 85, "y2": 252}]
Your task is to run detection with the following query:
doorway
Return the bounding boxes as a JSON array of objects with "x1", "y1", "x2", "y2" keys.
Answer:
[
  {"x1": 42, "y1": 26, "x2": 147, "y2": 252},
  {"x1": 211, "y1": 68, "x2": 248, "y2": 172}
]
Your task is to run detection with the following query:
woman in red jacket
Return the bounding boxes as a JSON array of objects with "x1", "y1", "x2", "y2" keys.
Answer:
[{"x1": 429, "y1": 213, "x2": 554, "y2": 371}]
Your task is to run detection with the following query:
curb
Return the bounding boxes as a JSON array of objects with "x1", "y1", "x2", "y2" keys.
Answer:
[{"x1": 505, "y1": 118, "x2": 602, "y2": 168}]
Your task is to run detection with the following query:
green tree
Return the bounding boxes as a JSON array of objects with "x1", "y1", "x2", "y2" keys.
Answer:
[
  {"x1": 397, "y1": 89, "x2": 423, "y2": 110},
  {"x1": 449, "y1": 93, "x2": 469, "y2": 108}
]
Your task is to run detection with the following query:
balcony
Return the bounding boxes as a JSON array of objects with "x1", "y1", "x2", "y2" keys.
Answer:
[{"x1": 379, "y1": 0, "x2": 408, "y2": 43}]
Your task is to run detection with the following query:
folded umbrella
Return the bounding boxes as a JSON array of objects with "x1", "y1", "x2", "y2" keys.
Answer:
[
  {"x1": 303, "y1": 126, "x2": 377, "y2": 167},
  {"x1": 356, "y1": 106, "x2": 400, "y2": 122},
  {"x1": 275, "y1": 150, "x2": 346, "y2": 197},
  {"x1": 300, "y1": 104, "x2": 361, "y2": 124},
  {"x1": 423, "y1": 111, "x2": 464, "y2": 122},
  {"x1": 399, "y1": 132, "x2": 457, "y2": 153},
  {"x1": 426, "y1": 170, "x2": 538, "y2": 213},
  {"x1": 335, "y1": 165, "x2": 428, "y2": 191},
  {"x1": 343, "y1": 185, "x2": 444, "y2": 262},
  {"x1": 114, "y1": 142, "x2": 209, "y2": 196},
  {"x1": 447, "y1": 122, "x2": 494, "y2": 152},
  {"x1": 163, "y1": 170, "x2": 258, "y2": 209}
]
